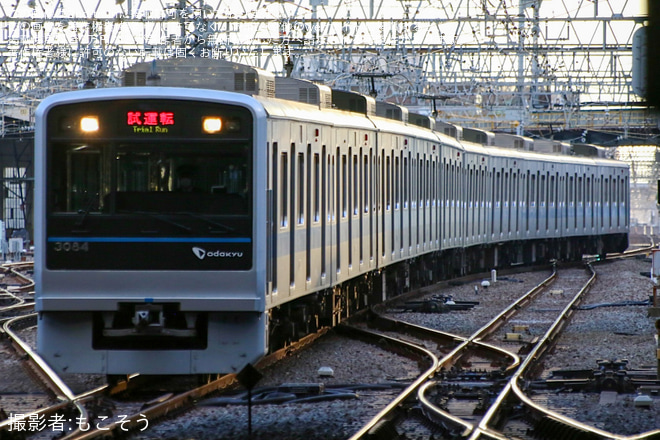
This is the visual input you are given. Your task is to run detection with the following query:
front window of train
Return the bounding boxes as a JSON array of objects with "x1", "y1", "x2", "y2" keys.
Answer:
[{"x1": 45, "y1": 99, "x2": 253, "y2": 271}]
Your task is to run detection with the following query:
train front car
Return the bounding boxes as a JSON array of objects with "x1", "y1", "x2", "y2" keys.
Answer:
[{"x1": 34, "y1": 87, "x2": 268, "y2": 375}]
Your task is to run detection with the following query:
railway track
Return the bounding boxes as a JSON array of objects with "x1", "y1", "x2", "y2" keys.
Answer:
[
  {"x1": 346, "y1": 244, "x2": 660, "y2": 440},
  {"x1": 1, "y1": 243, "x2": 657, "y2": 439},
  {"x1": 346, "y1": 264, "x2": 558, "y2": 439}
]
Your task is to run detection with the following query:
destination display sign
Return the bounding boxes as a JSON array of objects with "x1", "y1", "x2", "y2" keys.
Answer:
[
  {"x1": 126, "y1": 110, "x2": 175, "y2": 134},
  {"x1": 50, "y1": 99, "x2": 252, "y2": 139}
]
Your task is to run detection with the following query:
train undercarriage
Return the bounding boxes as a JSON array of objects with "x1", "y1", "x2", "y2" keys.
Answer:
[{"x1": 267, "y1": 233, "x2": 628, "y2": 353}]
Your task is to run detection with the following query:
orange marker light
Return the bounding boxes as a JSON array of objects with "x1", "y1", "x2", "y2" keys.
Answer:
[
  {"x1": 80, "y1": 116, "x2": 99, "y2": 132},
  {"x1": 203, "y1": 117, "x2": 222, "y2": 134}
]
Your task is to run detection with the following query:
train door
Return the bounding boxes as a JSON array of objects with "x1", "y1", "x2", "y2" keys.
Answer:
[
  {"x1": 465, "y1": 164, "x2": 473, "y2": 246},
  {"x1": 272, "y1": 137, "x2": 291, "y2": 299},
  {"x1": 397, "y1": 139, "x2": 407, "y2": 259},
  {"x1": 458, "y1": 153, "x2": 466, "y2": 249},
  {"x1": 577, "y1": 172, "x2": 584, "y2": 236},
  {"x1": 431, "y1": 150, "x2": 439, "y2": 249},
  {"x1": 403, "y1": 141, "x2": 411, "y2": 258},
  {"x1": 305, "y1": 123, "x2": 328, "y2": 291},
  {"x1": 597, "y1": 172, "x2": 603, "y2": 234},
  {"x1": 549, "y1": 172, "x2": 557, "y2": 234},
  {"x1": 587, "y1": 173, "x2": 594, "y2": 233},
  {"x1": 415, "y1": 150, "x2": 421, "y2": 254},
  {"x1": 479, "y1": 163, "x2": 487, "y2": 243},
  {"x1": 492, "y1": 165, "x2": 502, "y2": 240},
  {"x1": 603, "y1": 174, "x2": 611, "y2": 232},
  {"x1": 328, "y1": 144, "x2": 337, "y2": 285},
  {"x1": 379, "y1": 135, "x2": 392, "y2": 267},
  {"x1": 484, "y1": 163, "x2": 492, "y2": 242},
  {"x1": 538, "y1": 170, "x2": 547, "y2": 237},
  {"x1": 441, "y1": 148, "x2": 448, "y2": 249},
  {"x1": 503, "y1": 168, "x2": 510, "y2": 240},
  {"x1": 512, "y1": 168, "x2": 520, "y2": 240},
  {"x1": 267, "y1": 135, "x2": 275, "y2": 305},
  {"x1": 320, "y1": 143, "x2": 329, "y2": 287},
  {"x1": 558, "y1": 171, "x2": 566, "y2": 236}
]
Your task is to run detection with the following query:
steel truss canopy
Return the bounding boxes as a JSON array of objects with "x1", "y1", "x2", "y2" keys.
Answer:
[{"x1": 0, "y1": 0, "x2": 653, "y2": 138}]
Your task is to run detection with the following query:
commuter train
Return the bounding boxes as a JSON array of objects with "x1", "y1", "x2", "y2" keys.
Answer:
[{"x1": 34, "y1": 59, "x2": 629, "y2": 376}]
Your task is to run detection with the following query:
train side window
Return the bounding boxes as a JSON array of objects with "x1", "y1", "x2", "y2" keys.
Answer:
[
  {"x1": 364, "y1": 153, "x2": 369, "y2": 213},
  {"x1": 403, "y1": 156, "x2": 409, "y2": 209},
  {"x1": 280, "y1": 152, "x2": 288, "y2": 228},
  {"x1": 314, "y1": 153, "x2": 320, "y2": 222},
  {"x1": 353, "y1": 153, "x2": 359, "y2": 216},
  {"x1": 526, "y1": 171, "x2": 531, "y2": 231},
  {"x1": 624, "y1": 176, "x2": 629, "y2": 226},
  {"x1": 578, "y1": 177, "x2": 583, "y2": 204},
  {"x1": 513, "y1": 171, "x2": 518, "y2": 232},
  {"x1": 329, "y1": 154, "x2": 334, "y2": 221},
  {"x1": 395, "y1": 156, "x2": 400, "y2": 210},
  {"x1": 599, "y1": 177, "x2": 604, "y2": 228},
  {"x1": 587, "y1": 176, "x2": 592, "y2": 228},
  {"x1": 342, "y1": 154, "x2": 347, "y2": 218},
  {"x1": 386, "y1": 155, "x2": 391, "y2": 211},
  {"x1": 614, "y1": 178, "x2": 619, "y2": 227},
  {"x1": 298, "y1": 152, "x2": 304, "y2": 225}
]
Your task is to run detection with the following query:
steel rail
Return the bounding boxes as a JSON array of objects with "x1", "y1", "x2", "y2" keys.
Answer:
[
  {"x1": 501, "y1": 261, "x2": 660, "y2": 440},
  {"x1": 0, "y1": 313, "x2": 92, "y2": 438},
  {"x1": 414, "y1": 266, "x2": 557, "y2": 436},
  {"x1": 343, "y1": 325, "x2": 440, "y2": 440},
  {"x1": 348, "y1": 270, "x2": 550, "y2": 440},
  {"x1": 463, "y1": 262, "x2": 660, "y2": 440}
]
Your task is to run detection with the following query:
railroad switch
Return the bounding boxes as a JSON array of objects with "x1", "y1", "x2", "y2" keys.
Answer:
[
  {"x1": 399, "y1": 295, "x2": 479, "y2": 313},
  {"x1": 531, "y1": 359, "x2": 660, "y2": 393}
]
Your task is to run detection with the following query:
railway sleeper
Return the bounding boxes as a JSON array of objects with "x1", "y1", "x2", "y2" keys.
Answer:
[{"x1": 532, "y1": 416, "x2": 601, "y2": 440}]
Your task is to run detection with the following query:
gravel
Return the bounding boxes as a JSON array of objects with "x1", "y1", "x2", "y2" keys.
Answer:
[{"x1": 2, "y1": 255, "x2": 659, "y2": 438}]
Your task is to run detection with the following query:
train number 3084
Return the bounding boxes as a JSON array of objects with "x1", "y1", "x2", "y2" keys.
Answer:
[{"x1": 52, "y1": 242, "x2": 89, "y2": 252}]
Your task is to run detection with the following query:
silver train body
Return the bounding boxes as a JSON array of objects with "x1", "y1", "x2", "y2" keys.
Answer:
[{"x1": 34, "y1": 59, "x2": 629, "y2": 375}]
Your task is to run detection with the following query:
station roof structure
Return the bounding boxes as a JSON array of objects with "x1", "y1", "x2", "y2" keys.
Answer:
[{"x1": 0, "y1": 0, "x2": 656, "y2": 145}]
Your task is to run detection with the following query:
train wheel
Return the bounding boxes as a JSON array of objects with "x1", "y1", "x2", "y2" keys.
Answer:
[
  {"x1": 197, "y1": 374, "x2": 221, "y2": 385},
  {"x1": 106, "y1": 374, "x2": 130, "y2": 388}
]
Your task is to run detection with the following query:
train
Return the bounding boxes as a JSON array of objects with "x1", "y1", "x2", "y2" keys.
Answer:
[{"x1": 34, "y1": 58, "x2": 629, "y2": 376}]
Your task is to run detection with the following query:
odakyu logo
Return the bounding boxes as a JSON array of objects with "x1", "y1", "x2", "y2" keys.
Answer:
[{"x1": 192, "y1": 247, "x2": 244, "y2": 260}]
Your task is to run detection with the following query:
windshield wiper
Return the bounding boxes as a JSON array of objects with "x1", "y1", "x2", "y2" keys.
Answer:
[
  {"x1": 76, "y1": 194, "x2": 99, "y2": 227},
  {"x1": 131, "y1": 211, "x2": 193, "y2": 233},
  {"x1": 180, "y1": 212, "x2": 235, "y2": 234}
]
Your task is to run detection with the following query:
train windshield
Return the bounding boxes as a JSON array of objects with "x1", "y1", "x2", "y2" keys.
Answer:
[
  {"x1": 44, "y1": 98, "x2": 254, "y2": 271},
  {"x1": 49, "y1": 141, "x2": 250, "y2": 217}
]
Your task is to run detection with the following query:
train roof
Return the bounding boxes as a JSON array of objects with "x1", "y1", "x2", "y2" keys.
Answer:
[
  {"x1": 122, "y1": 58, "x2": 276, "y2": 97},
  {"x1": 113, "y1": 58, "x2": 629, "y2": 171},
  {"x1": 255, "y1": 95, "x2": 377, "y2": 131}
]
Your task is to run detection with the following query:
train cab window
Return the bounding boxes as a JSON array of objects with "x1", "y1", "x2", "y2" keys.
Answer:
[{"x1": 49, "y1": 142, "x2": 251, "y2": 216}]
